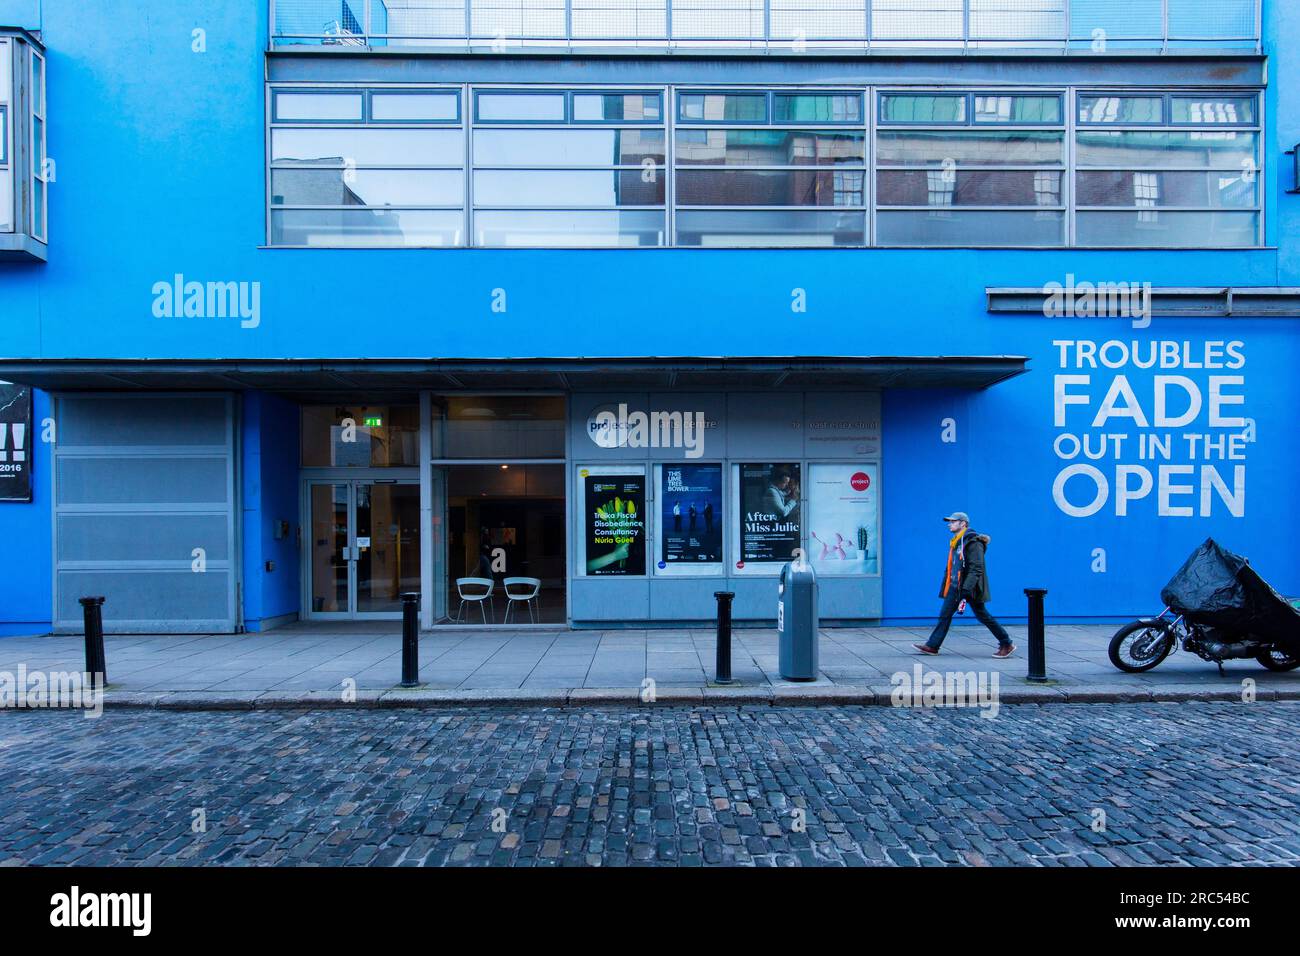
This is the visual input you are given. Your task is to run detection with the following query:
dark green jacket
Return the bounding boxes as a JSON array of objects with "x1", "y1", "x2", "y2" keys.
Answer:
[{"x1": 938, "y1": 531, "x2": 992, "y2": 603}]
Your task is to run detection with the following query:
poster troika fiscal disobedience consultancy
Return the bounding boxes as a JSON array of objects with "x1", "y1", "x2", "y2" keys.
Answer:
[
  {"x1": 739, "y1": 463, "x2": 801, "y2": 565},
  {"x1": 660, "y1": 463, "x2": 723, "y2": 565},
  {"x1": 583, "y1": 473, "x2": 646, "y2": 575},
  {"x1": 0, "y1": 384, "x2": 33, "y2": 503}
]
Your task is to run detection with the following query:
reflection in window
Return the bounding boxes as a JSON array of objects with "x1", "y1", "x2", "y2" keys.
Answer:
[
  {"x1": 877, "y1": 91, "x2": 1064, "y2": 245},
  {"x1": 880, "y1": 94, "x2": 965, "y2": 123},
  {"x1": 1074, "y1": 91, "x2": 1260, "y2": 246},
  {"x1": 973, "y1": 95, "x2": 1060, "y2": 123},
  {"x1": 679, "y1": 93, "x2": 767, "y2": 122},
  {"x1": 1077, "y1": 95, "x2": 1163, "y2": 124},
  {"x1": 301, "y1": 406, "x2": 420, "y2": 467},
  {"x1": 876, "y1": 130, "x2": 1064, "y2": 165},
  {"x1": 675, "y1": 129, "x2": 864, "y2": 167},
  {"x1": 432, "y1": 396, "x2": 566, "y2": 459},
  {"x1": 572, "y1": 93, "x2": 661, "y2": 122},
  {"x1": 1134, "y1": 172, "x2": 1160, "y2": 223},
  {"x1": 1171, "y1": 97, "x2": 1255, "y2": 125},
  {"x1": 269, "y1": 86, "x2": 464, "y2": 247},
  {"x1": 473, "y1": 128, "x2": 665, "y2": 166},
  {"x1": 772, "y1": 93, "x2": 862, "y2": 123},
  {"x1": 471, "y1": 95, "x2": 667, "y2": 246},
  {"x1": 676, "y1": 210, "x2": 865, "y2": 247}
]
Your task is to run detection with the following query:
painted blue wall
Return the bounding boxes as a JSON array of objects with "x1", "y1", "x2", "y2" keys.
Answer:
[
  {"x1": 0, "y1": 0, "x2": 39, "y2": 30},
  {"x1": 241, "y1": 392, "x2": 300, "y2": 631},
  {"x1": 0, "y1": 1, "x2": 1297, "y2": 627}
]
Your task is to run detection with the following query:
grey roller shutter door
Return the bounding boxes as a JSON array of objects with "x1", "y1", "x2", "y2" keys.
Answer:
[{"x1": 52, "y1": 393, "x2": 238, "y2": 633}]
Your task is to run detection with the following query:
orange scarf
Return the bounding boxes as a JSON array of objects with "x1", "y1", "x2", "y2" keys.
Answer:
[{"x1": 941, "y1": 531, "x2": 964, "y2": 597}]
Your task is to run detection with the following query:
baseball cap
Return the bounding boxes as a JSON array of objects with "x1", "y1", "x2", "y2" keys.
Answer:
[{"x1": 942, "y1": 512, "x2": 970, "y2": 523}]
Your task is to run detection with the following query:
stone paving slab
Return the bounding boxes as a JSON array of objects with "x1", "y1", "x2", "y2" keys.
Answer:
[
  {"x1": 1, "y1": 620, "x2": 1295, "y2": 710},
  {"x1": 1, "y1": 704, "x2": 1297, "y2": 866}
]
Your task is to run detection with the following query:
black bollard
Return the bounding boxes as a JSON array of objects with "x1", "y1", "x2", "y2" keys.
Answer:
[
  {"x1": 400, "y1": 592, "x2": 420, "y2": 687},
  {"x1": 1024, "y1": 588, "x2": 1048, "y2": 682},
  {"x1": 79, "y1": 596, "x2": 107, "y2": 690},
  {"x1": 713, "y1": 591, "x2": 735, "y2": 685}
]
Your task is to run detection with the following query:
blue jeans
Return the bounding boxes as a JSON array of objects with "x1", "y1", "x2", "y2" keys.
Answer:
[{"x1": 926, "y1": 588, "x2": 1012, "y2": 650}]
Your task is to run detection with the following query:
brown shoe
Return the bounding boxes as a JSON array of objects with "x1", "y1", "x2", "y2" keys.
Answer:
[
  {"x1": 992, "y1": 644, "x2": 1016, "y2": 659},
  {"x1": 913, "y1": 643, "x2": 939, "y2": 655}
]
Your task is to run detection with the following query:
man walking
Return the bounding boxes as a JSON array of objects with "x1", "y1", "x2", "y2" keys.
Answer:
[{"x1": 914, "y1": 512, "x2": 1016, "y2": 658}]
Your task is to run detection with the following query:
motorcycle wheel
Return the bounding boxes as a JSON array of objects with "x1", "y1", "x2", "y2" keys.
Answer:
[
  {"x1": 1109, "y1": 620, "x2": 1176, "y2": 673},
  {"x1": 1256, "y1": 647, "x2": 1300, "y2": 672}
]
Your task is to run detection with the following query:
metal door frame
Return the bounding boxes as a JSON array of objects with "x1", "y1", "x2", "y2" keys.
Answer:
[{"x1": 301, "y1": 473, "x2": 420, "y2": 620}]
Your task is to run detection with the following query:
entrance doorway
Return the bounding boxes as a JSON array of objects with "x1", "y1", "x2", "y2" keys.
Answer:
[
  {"x1": 438, "y1": 464, "x2": 566, "y2": 625},
  {"x1": 306, "y1": 479, "x2": 421, "y2": 618}
]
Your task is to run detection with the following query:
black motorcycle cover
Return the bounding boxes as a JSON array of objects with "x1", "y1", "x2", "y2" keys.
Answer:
[{"x1": 1160, "y1": 538, "x2": 1300, "y2": 645}]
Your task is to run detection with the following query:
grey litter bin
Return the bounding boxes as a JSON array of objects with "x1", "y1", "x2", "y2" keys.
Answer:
[{"x1": 778, "y1": 556, "x2": 819, "y2": 681}]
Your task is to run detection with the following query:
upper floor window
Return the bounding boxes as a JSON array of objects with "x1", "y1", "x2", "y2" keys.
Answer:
[
  {"x1": 1074, "y1": 92, "x2": 1260, "y2": 247},
  {"x1": 0, "y1": 30, "x2": 46, "y2": 260},
  {"x1": 0, "y1": 38, "x2": 10, "y2": 234},
  {"x1": 674, "y1": 89, "x2": 867, "y2": 247},
  {"x1": 268, "y1": 86, "x2": 464, "y2": 247},
  {"x1": 470, "y1": 89, "x2": 667, "y2": 247},
  {"x1": 29, "y1": 48, "x2": 45, "y2": 242},
  {"x1": 264, "y1": 83, "x2": 1263, "y2": 250},
  {"x1": 875, "y1": 91, "x2": 1066, "y2": 247}
]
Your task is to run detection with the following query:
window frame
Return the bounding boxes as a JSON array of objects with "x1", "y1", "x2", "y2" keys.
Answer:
[
  {"x1": 1072, "y1": 88, "x2": 1263, "y2": 247},
  {"x1": 271, "y1": 88, "x2": 367, "y2": 124},
  {"x1": 673, "y1": 88, "x2": 868, "y2": 246},
  {"x1": 29, "y1": 47, "x2": 45, "y2": 243},
  {"x1": 469, "y1": 84, "x2": 670, "y2": 248},
  {"x1": 266, "y1": 82, "x2": 468, "y2": 248},
  {"x1": 261, "y1": 82, "x2": 1265, "y2": 250},
  {"x1": 569, "y1": 90, "x2": 664, "y2": 125},
  {"x1": 873, "y1": 87, "x2": 1068, "y2": 247}
]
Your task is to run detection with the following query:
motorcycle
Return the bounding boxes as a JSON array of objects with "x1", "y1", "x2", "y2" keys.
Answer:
[
  {"x1": 1109, "y1": 538, "x2": 1300, "y2": 675},
  {"x1": 1109, "y1": 609, "x2": 1300, "y2": 674}
]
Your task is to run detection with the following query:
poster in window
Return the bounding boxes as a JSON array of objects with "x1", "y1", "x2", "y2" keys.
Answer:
[
  {"x1": 660, "y1": 464, "x2": 722, "y2": 565},
  {"x1": 0, "y1": 384, "x2": 32, "y2": 503},
  {"x1": 807, "y1": 463, "x2": 879, "y2": 575},
  {"x1": 739, "y1": 463, "x2": 801, "y2": 563},
  {"x1": 584, "y1": 474, "x2": 646, "y2": 575}
]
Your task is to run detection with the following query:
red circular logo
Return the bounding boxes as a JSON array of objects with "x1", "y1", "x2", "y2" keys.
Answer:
[{"x1": 850, "y1": 472, "x2": 871, "y2": 492}]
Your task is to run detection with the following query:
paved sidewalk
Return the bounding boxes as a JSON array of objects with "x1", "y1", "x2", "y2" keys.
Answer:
[{"x1": 1, "y1": 620, "x2": 1296, "y2": 709}]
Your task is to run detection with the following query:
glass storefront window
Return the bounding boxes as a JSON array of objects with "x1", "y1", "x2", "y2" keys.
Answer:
[
  {"x1": 443, "y1": 463, "x2": 567, "y2": 624},
  {"x1": 431, "y1": 395, "x2": 566, "y2": 459},
  {"x1": 806, "y1": 463, "x2": 879, "y2": 576},
  {"x1": 578, "y1": 465, "x2": 647, "y2": 577},
  {"x1": 734, "y1": 463, "x2": 802, "y2": 574},
  {"x1": 655, "y1": 463, "x2": 724, "y2": 575},
  {"x1": 301, "y1": 405, "x2": 420, "y2": 467}
]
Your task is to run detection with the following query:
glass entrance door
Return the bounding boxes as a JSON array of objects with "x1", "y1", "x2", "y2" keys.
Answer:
[{"x1": 307, "y1": 479, "x2": 421, "y2": 618}]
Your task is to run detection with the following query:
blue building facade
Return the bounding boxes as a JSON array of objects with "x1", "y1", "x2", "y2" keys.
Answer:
[{"x1": 0, "y1": 0, "x2": 1296, "y2": 635}]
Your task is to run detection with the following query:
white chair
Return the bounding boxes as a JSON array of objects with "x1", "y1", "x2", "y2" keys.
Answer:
[
  {"x1": 503, "y1": 577, "x2": 542, "y2": 624},
  {"x1": 454, "y1": 577, "x2": 495, "y2": 624}
]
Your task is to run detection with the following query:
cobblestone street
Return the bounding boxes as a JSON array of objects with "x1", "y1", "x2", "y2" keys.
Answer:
[{"x1": 1, "y1": 703, "x2": 1297, "y2": 867}]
